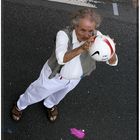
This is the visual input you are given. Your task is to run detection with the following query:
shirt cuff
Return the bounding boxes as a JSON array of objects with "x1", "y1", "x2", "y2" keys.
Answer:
[
  {"x1": 56, "y1": 51, "x2": 66, "y2": 65},
  {"x1": 106, "y1": 54, "x2": 118, "y2": 66}
]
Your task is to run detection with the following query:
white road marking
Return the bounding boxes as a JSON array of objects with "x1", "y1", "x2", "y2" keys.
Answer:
[
  {"x1": 90, "y1": 0, "x2": 105, "y2": 4},
  {"x1": 112, "y1": 3, "x2": 119, "y2": 16},
  {"x1": 48, "y1": 0, "x2": 97, "y2": 8}
]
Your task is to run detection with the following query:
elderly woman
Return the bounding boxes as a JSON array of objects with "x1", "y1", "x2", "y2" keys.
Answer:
[{"x1": 12, "y1": 8, "x2": 118, "y2": 122}]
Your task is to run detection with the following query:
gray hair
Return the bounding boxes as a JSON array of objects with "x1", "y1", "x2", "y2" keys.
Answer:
[{"x1": 71, "y1": 8, "x2": 102, "y2": 28}]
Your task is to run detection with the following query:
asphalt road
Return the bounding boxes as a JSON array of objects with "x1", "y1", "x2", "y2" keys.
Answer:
[{"x1": 2, "y1": 0, "x2": 138, "y2": 140}]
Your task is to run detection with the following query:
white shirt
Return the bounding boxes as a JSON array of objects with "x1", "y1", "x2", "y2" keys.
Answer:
[{"x1": 55, "y1": 30, "x2": 85, "y2": 79}]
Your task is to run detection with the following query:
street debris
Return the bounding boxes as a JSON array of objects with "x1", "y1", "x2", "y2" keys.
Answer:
[{"x1": 70, "y1": 128, "x2": 85, "y2": 139}]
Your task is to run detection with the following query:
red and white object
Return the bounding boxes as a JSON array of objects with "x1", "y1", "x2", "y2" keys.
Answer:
[{"x1": 89, "y1": 35, "x2": 116, "y2": 62}]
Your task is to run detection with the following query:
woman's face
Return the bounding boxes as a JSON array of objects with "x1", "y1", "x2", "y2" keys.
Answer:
[{"x1": 75, "y1": 18, "x2": 96, "y2": 42}]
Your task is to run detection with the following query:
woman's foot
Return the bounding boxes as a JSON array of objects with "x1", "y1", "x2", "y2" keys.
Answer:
[
  {"x1": 47, "y1": 106, "x2": 58, "y2": 122},
  {"x1": 11, "y1": 105, "x2": 22, "y2": 121}
]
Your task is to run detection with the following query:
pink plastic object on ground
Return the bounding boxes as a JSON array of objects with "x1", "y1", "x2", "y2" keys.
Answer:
[{"x1": 70, "y1": 128, "x2": 85, "y2": 139}]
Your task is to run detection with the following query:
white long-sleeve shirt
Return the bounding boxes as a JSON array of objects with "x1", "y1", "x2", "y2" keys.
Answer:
[{"x1": 55, "y1": 30, "x2": 85, "y2": 79}]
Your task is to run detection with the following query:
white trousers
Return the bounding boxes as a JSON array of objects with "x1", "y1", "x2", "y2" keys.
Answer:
[{"x1": 17, "y1": 62, "x2": 81, "y2": 110}]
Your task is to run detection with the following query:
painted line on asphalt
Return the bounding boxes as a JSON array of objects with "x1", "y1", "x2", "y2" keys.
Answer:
[
  {"x1": 112, "y1": 3, "x2": 119, "y2": 16},
  {"x1": 48, "y1": 0, "x2": 97, "y2": 8}
]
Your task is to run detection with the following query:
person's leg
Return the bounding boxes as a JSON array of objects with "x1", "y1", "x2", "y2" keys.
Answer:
[
  {"x1": 44, "y1": 79, "x2": 80, "y2": 108},
  {"x1": 16, "y1": 62, "x2": 52, "y2": 111},
  {"x1": 12, "y1": 62, "x2": 51, "y2": 121},
  {"x1": 44, "y1": 79, "x2": 80, "y2": 122}
]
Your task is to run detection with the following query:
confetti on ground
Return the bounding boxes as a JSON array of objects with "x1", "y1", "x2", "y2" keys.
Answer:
[{"x1": 70, "y1": 128, "x2": 85, "y2": 139}]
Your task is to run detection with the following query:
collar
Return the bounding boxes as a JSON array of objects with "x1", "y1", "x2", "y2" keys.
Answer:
[{"x1": 72, "y1": 30, "x2": 79, "y2": 44}]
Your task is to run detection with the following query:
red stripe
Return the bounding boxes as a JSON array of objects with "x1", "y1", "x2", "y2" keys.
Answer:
[{"x1": 103, "y1": 38, "x2": 114, "y2": 56}]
